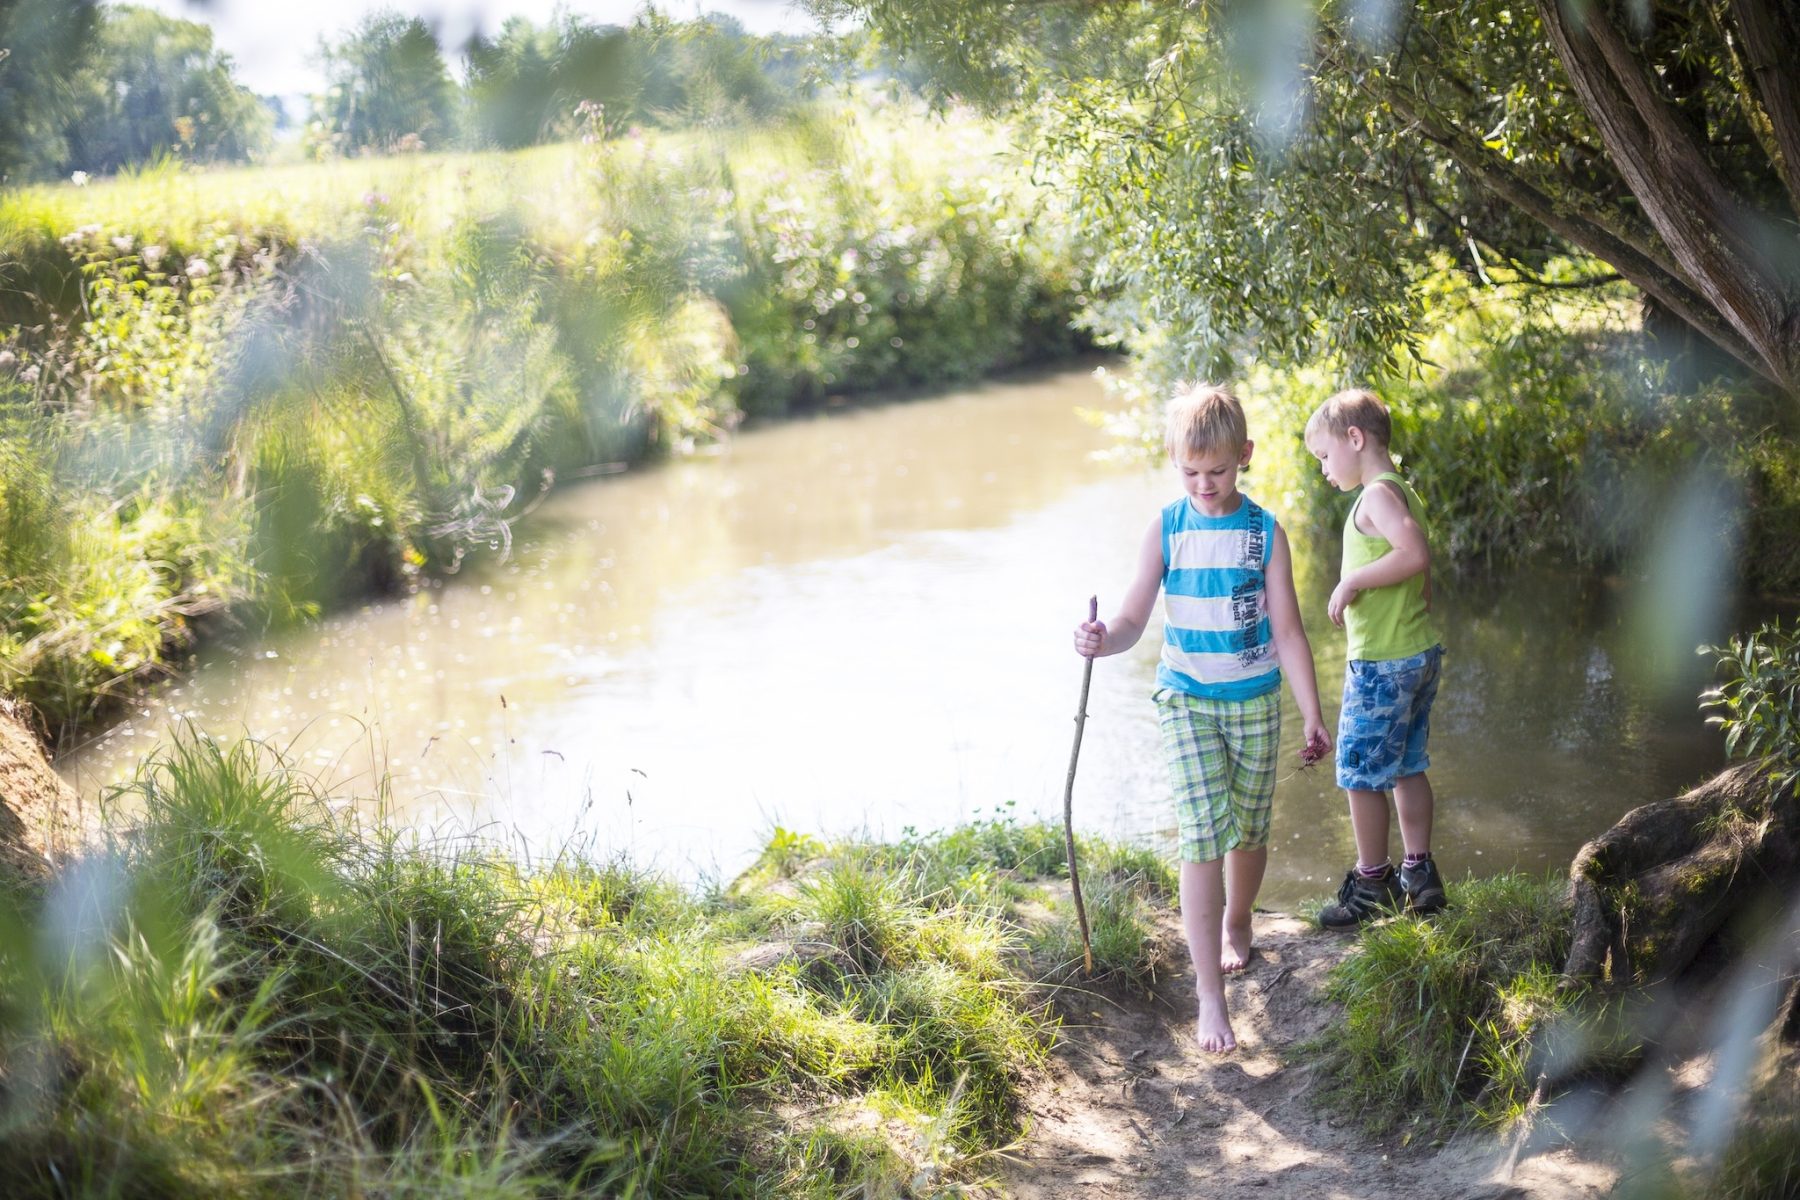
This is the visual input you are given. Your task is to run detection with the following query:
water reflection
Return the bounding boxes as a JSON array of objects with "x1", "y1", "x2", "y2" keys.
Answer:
[{"x1": 60, "y1": 365, "x2": 1738, "y2": 904}]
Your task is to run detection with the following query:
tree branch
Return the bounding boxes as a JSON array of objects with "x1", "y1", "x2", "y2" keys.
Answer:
[
  {"x1": 1729, "y1": 0, "x2": 1800, "y2": 217},
  {"x1": 1536, "y1": 0, "x2": 1796, "y2": 390},
  {"x1": 1376, "y1": 80, "x2": 1776, "y2": 383}
]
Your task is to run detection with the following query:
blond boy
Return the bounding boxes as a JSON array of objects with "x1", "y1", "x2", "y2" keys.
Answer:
[
  {"x1": 1073, "y1": 383, "x2": 1330, "y2": 1053},
  {"x1": 1303, "y1": 388, "x2": 1447, "y2": 929}
]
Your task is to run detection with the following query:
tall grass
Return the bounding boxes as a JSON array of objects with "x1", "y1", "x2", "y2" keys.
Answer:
[
  {"x1": 0, "y1": 738, "x2": 1177, "y2": 1196},
  {"x1": 0, "y1": 102, "x2": 1089, "y2": 738},
  {"x1": 1306, "y1": 872, "x2": 1616, "y2": 1142}
]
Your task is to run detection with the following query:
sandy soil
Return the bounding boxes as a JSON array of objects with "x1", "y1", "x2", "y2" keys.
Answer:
[
  {"x1": 999, "y1": 910, "x2": 1621, "y2": 1200},
  {"x1": 0, "y1": 701, "x2": 95, "y2": 890}
]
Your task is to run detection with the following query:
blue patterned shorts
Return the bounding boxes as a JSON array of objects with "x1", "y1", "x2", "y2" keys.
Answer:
[{"x1": 1336, "y1": 645, "x2": 1443, "y2": 791}]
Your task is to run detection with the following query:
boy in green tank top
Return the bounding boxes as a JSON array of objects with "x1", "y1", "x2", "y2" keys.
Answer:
[{"x1": 1303, "y1": 389, "x2": 1448, "y2": 929}]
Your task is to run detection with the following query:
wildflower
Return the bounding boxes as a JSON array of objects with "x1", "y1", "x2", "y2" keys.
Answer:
[
  {"x1": 142, "y1": 244, "x2": 165, "y2": 268},
  {"x1": 185, "y1": 257, "x2": 211, "y2": 278},
  {"x1": 70, "y1": 170, "x2": 89, "y2": 187},
  {"x1": 0, "y1": 350, "x2": 15, "y2": 368},
  {"x1": 112, "y1": 235, "x2": 134, "y2": 253}
]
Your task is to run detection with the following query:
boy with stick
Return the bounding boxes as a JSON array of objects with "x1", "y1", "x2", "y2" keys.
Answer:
[{"x1": 1073, "y1": 383, "x2": 1329, "y2": 1052}]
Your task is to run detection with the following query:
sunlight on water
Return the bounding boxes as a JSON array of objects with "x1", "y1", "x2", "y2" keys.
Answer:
[{"x1": 60, "y1": 365, "x2": 1732, "y2": 902}]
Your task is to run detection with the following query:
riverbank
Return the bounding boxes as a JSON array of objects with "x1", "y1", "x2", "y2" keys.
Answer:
[
  {"x1": 10, "y1": 705, "x2": 1800, "y2": 1196},
  {"x1": 1002, "y1": 908, "x2": 1619, "y2": 1200},
  {"x1": 0, "y1": 101, "x2": 1091, "y2": 743},
  {"x1": 0, "y1": 724, "x2": 1169, "y2": 1196}
]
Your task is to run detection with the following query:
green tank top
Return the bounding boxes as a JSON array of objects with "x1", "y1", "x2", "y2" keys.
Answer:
[{"x1": 1342, "y1": 472, "x2": 1438, "y2": 662}]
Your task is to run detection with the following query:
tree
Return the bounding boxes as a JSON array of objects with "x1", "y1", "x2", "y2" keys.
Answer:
[
  {"x1": 460, "y1": 11, "x2": 794, "y2": 149},
  {"x1": 314, "y1": 10, "x2": 456, "y2": 154},
  {"x1": 812, "y1": 0, "x2": 1800, "y2": 396},
  {"x1": 463, "y1": 14, "x2": 638, "y2": 149},
  {"x1": 632, "y1": 12, "x2": 785, "y2": 128},
  {"x1": 62, "y1": 4, "x2": 269, "y2": 174},
  {"x1": 0, "y1": 0, "x2": 99, "y2": 183}
]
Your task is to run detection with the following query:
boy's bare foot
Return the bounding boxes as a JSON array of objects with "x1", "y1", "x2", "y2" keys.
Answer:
[
  {"x1": 1221, "y1": 917, "x2": 1253, "y2": 973},
  {"x1": 1195, "y1": 995, "x2": 1237, "y2": 1053}
]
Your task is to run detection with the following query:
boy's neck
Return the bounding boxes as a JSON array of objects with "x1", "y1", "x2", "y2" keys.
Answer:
[{"x1": 1357, "y1": 447, "x2": 1399, "y2": 486}]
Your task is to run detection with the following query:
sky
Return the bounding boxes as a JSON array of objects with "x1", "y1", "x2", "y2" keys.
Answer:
[{"x1": 132, "y1": 0, "x2": 829, "y2": 98}]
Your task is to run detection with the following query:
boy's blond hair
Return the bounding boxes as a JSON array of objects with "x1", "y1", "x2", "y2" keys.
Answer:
[
  {"x1": 1306, "y1": 387, "x2": 1392, "y2": 447},
  {"x1": 1164, "y1": 382, "x2": 1248, "y2": 460}
]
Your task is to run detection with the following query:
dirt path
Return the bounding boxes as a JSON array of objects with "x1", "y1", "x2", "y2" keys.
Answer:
[{"x1": 1000, "y1": 911, "x2": 1620, "y2": 1200}]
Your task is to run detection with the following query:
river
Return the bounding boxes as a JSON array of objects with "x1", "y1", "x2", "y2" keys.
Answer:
[{"x1": 58, "y1": 364, "x2": 1736, "y2": 906}]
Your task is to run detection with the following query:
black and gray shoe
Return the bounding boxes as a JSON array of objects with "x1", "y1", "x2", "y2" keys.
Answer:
[
  {"x1": 1318, "y1": 866, "x2": 1403, "y2": 931},
  {"x1": 1399, "y1": 856, "x2": 1448, "y2": 914}
]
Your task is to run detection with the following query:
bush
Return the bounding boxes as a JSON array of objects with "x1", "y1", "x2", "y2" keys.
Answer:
[
  {"x1": 1093, "y1": 264, "x2": 1800, "y2": 596},
  {"x1": 1701, "y1": 620, "x2": 1800, "y2": 797}
]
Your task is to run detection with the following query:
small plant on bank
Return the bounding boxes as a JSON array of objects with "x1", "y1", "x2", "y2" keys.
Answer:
[{"x1": 1701, "y1": 620, "x2": 1800, "y2": 799}]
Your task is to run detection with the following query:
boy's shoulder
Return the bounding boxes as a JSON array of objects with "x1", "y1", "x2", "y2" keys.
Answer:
[{"x1": 1361, "y1": 475, "x2": 1418, "y2": 513}]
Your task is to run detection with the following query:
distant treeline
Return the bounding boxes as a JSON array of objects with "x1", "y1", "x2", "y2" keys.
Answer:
[{"x1": 0, "y1": 0, "x2": 834, "y2": 183}]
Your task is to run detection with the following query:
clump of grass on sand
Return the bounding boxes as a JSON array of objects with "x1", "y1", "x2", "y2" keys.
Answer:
[{"x1": 1307, "y1": 872, "x2": 1617, "y2": 1144}]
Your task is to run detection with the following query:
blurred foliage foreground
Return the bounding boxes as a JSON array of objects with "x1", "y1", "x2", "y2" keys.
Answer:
[
  {"x1": 0, "y1": 103, "x2": 1091, "y2": 737},
  {"x1": 0, "y1": 734, "x2": 1171, "y2": 1198}
]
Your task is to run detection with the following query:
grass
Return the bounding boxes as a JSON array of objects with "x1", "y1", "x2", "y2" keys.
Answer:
[
  {"x1": 0, "y1": 737, "x2": 1174, "y2": 1197},
  {"x1": 1306, "y1": 871, "x2": 1627, "y2": 1144}
]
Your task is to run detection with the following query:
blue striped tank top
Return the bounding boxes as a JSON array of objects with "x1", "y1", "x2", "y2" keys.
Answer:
[{"x1": 1156, "y1": 493, "x2": 1281, "y2": 700}]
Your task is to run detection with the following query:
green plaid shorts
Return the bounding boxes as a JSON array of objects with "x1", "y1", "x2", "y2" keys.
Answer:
[{"x1": 1154, "y1": 687, "x2": 1281, "y2": 863}]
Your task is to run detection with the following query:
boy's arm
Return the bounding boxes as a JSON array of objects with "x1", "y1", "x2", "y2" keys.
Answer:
[
  {"x1": 1327, "y1": 481, "x2": 1431, "y2": 626},
  {"x1": 1073, "y1": 516, "x2": 1162, "y2": 658},
  {"x1": 1266, "y1": 525, "x2": 1331, "y2": 758}
]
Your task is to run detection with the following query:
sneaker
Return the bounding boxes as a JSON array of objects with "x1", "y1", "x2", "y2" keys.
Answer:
[
  {"x1": 1318, "y1": 866, "x2": 1403, "y2": 931},
  {"x1": 1399, "y1": 857, "x2": 1448, "y2": 914}
]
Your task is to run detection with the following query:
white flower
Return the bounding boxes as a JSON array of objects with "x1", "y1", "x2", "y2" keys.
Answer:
[
  {"x1": 185, "y1": 257, "x2": 211, "y2": 278},
  {"x1": 112, "y1": 235, "x2": 134, "y2": 253},
  {"x1": 70, "y1": 171, "x2": 89, "y2": 187},
  {"x1": 142, "y1": 244, "x2": 165, "y2": 268}
]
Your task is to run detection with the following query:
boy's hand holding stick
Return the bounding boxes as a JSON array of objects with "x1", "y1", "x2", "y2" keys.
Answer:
[{"x1": 1064, "y1": 595, "x2": 1099, "y2": 976}]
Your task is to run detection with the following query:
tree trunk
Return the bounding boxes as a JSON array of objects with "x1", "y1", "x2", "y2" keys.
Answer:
[
  {"x1": 1564, "y1": 762, "x2": 1800, "y2": 986},
  {"x1": 1535, "y1": 0, "x2": 1800, "y2": 396}
]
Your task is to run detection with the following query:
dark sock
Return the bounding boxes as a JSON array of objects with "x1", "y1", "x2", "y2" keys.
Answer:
[{"x1": 1356, "y1": 861, "x2": 1392, "y2": 879}]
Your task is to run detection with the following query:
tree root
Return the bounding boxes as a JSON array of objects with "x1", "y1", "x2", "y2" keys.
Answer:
[{"x1": 1564, "y1": 762, "x2": 1800, "y2": 987}]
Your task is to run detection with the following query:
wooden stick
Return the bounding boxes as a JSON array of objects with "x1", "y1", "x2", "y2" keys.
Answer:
[{"x1": 1064, "y1": 595, "x2": 1098, "y2": 976}]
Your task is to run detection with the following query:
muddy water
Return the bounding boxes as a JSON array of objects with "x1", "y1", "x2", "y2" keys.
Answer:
[{"x1": 58, "y1": 365, "x2": 1734, "y2": 904}]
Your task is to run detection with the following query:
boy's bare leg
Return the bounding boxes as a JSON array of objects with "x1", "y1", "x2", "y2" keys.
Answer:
[
  {"x1": 1221, "y1": 845, "x2": 1267, "y2": 973},
  {"x1": 1179, "y1": 858, "x2": 1236, "y2": 1052},
  {"x1": 1347, "y1": 788, "x2": 1392, "y2": 868},
  {"x1": 1394, "y1": 772, "x2": 1434, "y2": 857}
]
